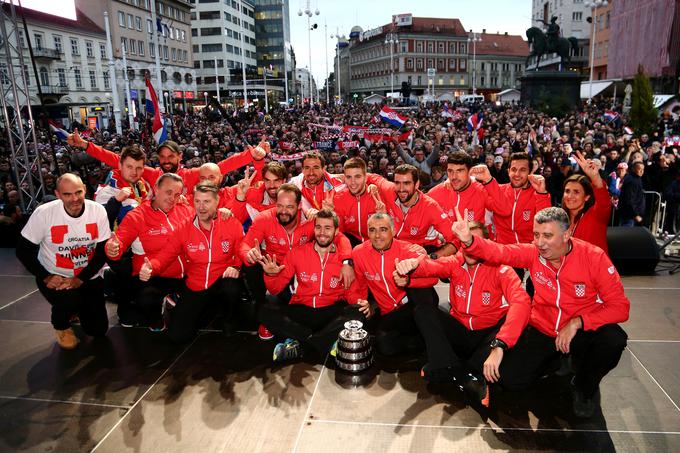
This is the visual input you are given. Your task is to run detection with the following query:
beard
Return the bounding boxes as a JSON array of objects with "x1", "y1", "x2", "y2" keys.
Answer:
[{"x1": 277, "y1": 212, "x2": 295, "y2": 226}]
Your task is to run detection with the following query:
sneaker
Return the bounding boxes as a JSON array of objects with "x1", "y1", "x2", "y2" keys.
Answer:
[
  {"x1": 258, "y1": 324, "x2": 274, "y2": 341},
  {"x1": 420, "y1": 363, "x2": 457, "y2": 384},
  {"x1": 69, "y1": 314, "x2": 80, "y2": 325},
  {"x1": 148, "y1": 319, "x2": 166, "y2": 332},
  {"x1": 162, "y1": 293, "x2": 179, "y2": 313},
  {"x1": 570, "y1": 378, "x2": 598, "y2": 419},
  {"x1": 273, "y1": 338, "x2": 302, "y2": 362},
  {"x1": 55, "y1": 328, "x2": 79, "y2": 350},
  {"x1": 459, "y1": 372, "x2": 489, "y2": 406}
]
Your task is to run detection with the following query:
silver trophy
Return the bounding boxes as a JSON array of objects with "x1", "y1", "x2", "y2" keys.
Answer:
[{"x1": 335, "y1": 320, "x2": 373, "y2": 373}]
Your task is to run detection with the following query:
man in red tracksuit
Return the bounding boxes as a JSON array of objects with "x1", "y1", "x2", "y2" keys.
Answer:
[
  {"x1": 453, "y1": 206, "x2": 629, "y2": 418},
  {"x1": 139, "y1": 183, "x2": 244, "y2": 343},
  {"x1": 106, "y1": 173, "x2": 191, "y2": 328},
  {"x1": 242, "y1": 161, "x2": 288, "y2": 216},
  {"x1": 258, "y1": 209, "x2": 366, "y2": 362},
  {"x1": 288, "y1": 152, "x2": 345, "y2": 212},
  {"x1": 394, "y1": 221, "x2": 531, "y2": 405},
  {"x1": 67, "y1": 130, "x2": 266, "y2": 193},
  {"x1": 238, "y1": 183, "x2": 353, "y2": 339},
  {"x1": 371, "y1": 164, "x2": 456, "y2": 259},
  {"x1": 329, "y1": 157, "x2": 386, "y2": 246},
  {"x1": 348, "y1": 212, "x2": 439, "y2": 357}
]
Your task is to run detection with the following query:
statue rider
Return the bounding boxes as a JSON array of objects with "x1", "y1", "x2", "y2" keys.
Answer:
[{"x1": 541, "y1": 16, "x2": 560, "y2": 53}]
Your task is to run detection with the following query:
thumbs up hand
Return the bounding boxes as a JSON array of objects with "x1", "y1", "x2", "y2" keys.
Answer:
[
  {"x1": 106, "y1": 234, "x2": 121, "y2": 258},
  {"x1": 66, "y1": 128, "x2": 88, "y2": 150},
  {"x1": 139, "y1": 256, "x2": 153, "y2": 281}
]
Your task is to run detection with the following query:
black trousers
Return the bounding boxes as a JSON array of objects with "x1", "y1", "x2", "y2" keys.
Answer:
[
  {"x1": 36, "y1": 277, "x2": 108, "y2": 336},
  {"x1": 259, "y1": 301, "x2": 365, "y2": 357},
  {"x1": 513, "y1": 267, "x2": 534, "y2": 298},
  {"x1": 413, "y1": 301, "x2": 501, "y2": 373},
  {"x1": 133, "y1": 277, "x2": 184, "y2": 324},
  {"x1": 167, "y1": 278, "x2": 242, "y2": 344},
  {"x1": 243, "y1": 264, "x2": 267, "y2": 306},
  {"x1": 372, "y1": 287, "x2": 438, "y2": 357},
  {"x1": 499, "y1": 324, "x2": 628, "y2": 398}
]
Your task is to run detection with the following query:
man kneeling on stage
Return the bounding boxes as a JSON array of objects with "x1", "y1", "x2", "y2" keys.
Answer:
[
  {"x1": 452, "y1": 206, "x2": 629, "y2": 418},
  {"x1": 394, "y1": 220, "x2": 531, "y2": 406},
  {"x1": 258, "y1": 209, "x2": 366, "y2": 362}
]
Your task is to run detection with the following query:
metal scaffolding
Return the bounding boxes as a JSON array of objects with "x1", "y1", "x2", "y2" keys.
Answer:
[{"x1": 0, "y1": 0, "x2": 45, "y2": 212}]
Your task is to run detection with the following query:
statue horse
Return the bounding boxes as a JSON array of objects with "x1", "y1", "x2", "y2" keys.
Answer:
[{"x1": 525, "y1": 27, "x2": 579, "y2": 70}]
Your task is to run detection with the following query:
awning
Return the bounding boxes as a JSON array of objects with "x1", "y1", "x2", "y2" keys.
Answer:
[
  {"x1": 653, "y1": 95, "x2": 675, "y2": 108},
  {"x1": 580, "y1": 80, "x2": 613, "y2": 99}
]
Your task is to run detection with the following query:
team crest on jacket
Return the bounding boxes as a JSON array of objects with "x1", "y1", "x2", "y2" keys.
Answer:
[
  {"x1": 344, "y1": 215, "x2": 356, "y2": 224},
  {"x1": 522, "y1": 210, "x2": 531, "y2": 221},
  {"x1": 455, "y1": 284, "x2": 466, "y2": 298},
  {"x1": 329, "y1": 277, "x2": 340, "y2": 288},
  {"x1": 221, "y1": 240, "x2": 230, "y2": 253},
  {"x1": 467, "y1": 210, "x2": 475, "y2": 221},
  {"x1": 574, "y1": 283, "x2": 586, "y2": 297},
  {"x1": 482, "y1": 291, "x2": 491, "y2": 305},
  {"x1": 410, "y1": 226, "x2": 418, "y2": 236},
  {"x1": 299, "y1": 235, "x2": 308, "y2": 245}
]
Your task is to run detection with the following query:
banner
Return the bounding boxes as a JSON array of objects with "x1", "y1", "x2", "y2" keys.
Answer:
[
  {"x1": 270, "y1": 150, "x2": 311, "y2": 161},
  {"x1": 314, "y1": 141, "x2": 336, "y2": 151}
]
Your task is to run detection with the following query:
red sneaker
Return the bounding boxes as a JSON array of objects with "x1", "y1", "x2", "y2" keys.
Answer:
[{"x1": 258, "y1": 324, "x2": 274, "y2": 340}]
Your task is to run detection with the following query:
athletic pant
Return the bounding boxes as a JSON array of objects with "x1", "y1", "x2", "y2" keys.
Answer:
[
  {"x1": 168, "y1": 278, "x2": 242, "y2": 344},
  {"x1": 499, "y1": 324, "x2": 628, "y2": 398},
  {"x1": 36, "y1": 277, "x2": 108, "y2": 336},
  {"x1": 259, "y1": 301, "x2": 365, "y2": 358},
  {"x1": 413, "y1": 301, "x2": 501, "y2": 373},
  {"x1": 133, "y1": 277, "x2": 184, "y2": 325}
]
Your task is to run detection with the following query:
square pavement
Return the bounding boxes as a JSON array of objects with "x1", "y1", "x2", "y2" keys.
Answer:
[{"x1": 0, "y1": 248, "x2": 679, "y2": 452}]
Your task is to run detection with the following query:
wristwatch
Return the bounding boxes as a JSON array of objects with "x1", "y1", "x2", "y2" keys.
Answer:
[
  {"x1": 489, "y1": 338, "x2": 508, "y2": 350},
  {"x1": 429, "y1": 253, "x2": 438, "y2": 260},
  {"x1": 342, "y1": 259, "x2": 354, "y2": 267}
]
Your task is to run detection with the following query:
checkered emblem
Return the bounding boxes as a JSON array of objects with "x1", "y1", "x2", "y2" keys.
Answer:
[
  {"x1": 482, "y1": 291, "x2": 491, "y2": 305},
  {"x1": 329, "y1": 277, "x2": 339, "y2": 288},
  {"x1": 467, "y1": 210, "x2": 475, "y2": 221},
  {"x1": 410, "y1": 226, "x2": 418, "y2": 236},
  {"x1": 574, "y1": 283, "x2": 586, "y2": 298},
  {"x1": 221, "y1": 240, "x2": 230, "y2": 253},
  {"x1": 522, "y1": 210, "x2": 531, "y2": 221}
]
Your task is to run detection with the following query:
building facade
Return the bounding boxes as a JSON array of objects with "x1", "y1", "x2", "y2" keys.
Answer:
[
  {"x1": 252, "y1": 0, "x2": 292, "y2": 103},
  {"x1": 189, "y1": 0, "x2": 257, "y2": 106},
  {"x1": 294, "y1": 67, "x2": 316, "y2": 103},
  {"x1": 470, "y1": 31, "x2": 529, "y2": 99},
  {"x1": 1, "y1": 4, "x2": 110, "y2": 124},
  {"x1": 347, "y1": 17, "x2": 470, "y2": 99},
  {"x1": 77, "y1": 0, "x2": 196, "y2": 114},
  {"x1": 586, "y1": 0, "x2": 612, "y2": 81}
]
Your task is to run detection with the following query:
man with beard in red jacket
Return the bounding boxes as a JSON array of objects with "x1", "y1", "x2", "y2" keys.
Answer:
[
  {"x1": 258, "y1": 209, "x2": 366, "y2": 362},
  {"x1": 452, "y1": 206, "x2": 629, "y2": 418},
  {"x1": 138, "y1": 183, "x2": 244, "y2": 343},
  {"x1": 394, "y1": 221, "x2": 531, "y2": 406}
]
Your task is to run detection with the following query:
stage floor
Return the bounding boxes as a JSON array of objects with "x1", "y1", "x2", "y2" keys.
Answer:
[{"x1": 1, "y1": 248, "x2": 679, "y2": 452}]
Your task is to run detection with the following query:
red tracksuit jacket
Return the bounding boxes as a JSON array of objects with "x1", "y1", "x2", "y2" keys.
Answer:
[
  {"x1": 570, "y1": 184, "x2": 612, "y2": 254},
  {"x1": 108, "y1": 200, "x2": 192, "y2": 278},
  {"x1": 485, "y1": 179, "x2": 552, "y2": 244},
  {"x1": 412, "y1": 255, "x2": 531, "y2": 347},
  {"x1": 149, "y1": 215, "x2": 243, "y2": 292},
  {"x1": 463, "y1": 236, "x2": 630, "y2": 337},
  {"x1": 428, "y1": 178, "x2": 502, "y2": 225},
  {"x1": 264, "y1": 237, "x2": 352, "y2": 308},
  {"x1": 348, "y1": 239, "x2": 439, "y2": 315}
]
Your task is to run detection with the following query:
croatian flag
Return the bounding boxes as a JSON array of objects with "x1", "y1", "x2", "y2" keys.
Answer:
[
  {"x1": 467, "y1": 112, "x2": 485, "y2": 141},
  {"x1": 145, "y1": 77, "x2": 167, "y2": 144},
  {"x1": 379, "y1": 106, "x2": 407, "y2": 128},
  {"x1": 604, "y1": 110, "x2": 619, "y2": 123},
  {"x1": 442, "y1": 102, "x2": 454, "y2": 118},
  {"x1": 48, "y1": 119, "x2": 69, "y2": 141}
]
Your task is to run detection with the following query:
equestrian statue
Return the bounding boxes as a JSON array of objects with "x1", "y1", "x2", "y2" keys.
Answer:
[{"x1": 526, "y1": 16, "x2": 579, "y2": 70}]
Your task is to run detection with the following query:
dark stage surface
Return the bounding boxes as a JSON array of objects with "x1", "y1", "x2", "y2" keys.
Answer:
[{"x1": 0, "y1": 248, "x2": 679, "y2": 452}]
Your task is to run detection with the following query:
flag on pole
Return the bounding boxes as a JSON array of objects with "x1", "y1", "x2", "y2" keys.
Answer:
[
  {"x1": 441, "y1": 102, "x2": 454, "y2": 118},
  {"x1": 145, "y1": 76, "x2": 167, "y2": 144},
  {"x1": 48, "y1": 119, "x2": 69, "y2": 141},
  {"x1": 603, "y1": 110, "x2": 620, "y2": 123},
  {"x1": 379, "y1": 106, "x2": 407, "y2": 127},
  {"x1": 467, "y1": 112, "x2": 485, "y2": 141}
]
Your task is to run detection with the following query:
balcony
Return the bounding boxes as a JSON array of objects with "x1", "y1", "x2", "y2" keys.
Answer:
[
  {"x1": 32, "y1": 47, "x2": 62, "y2": 60},
  {"x1": 39, "y1": 84, "x2": 69, "y2": 96}
]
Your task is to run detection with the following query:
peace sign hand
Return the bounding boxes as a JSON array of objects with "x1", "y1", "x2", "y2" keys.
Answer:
[
  {"x1": 322, "y1": 189, "x2": 334, "y2": 211},
  {"x1": 368, "y1": 185, "x2": 386, "y2": 214},
  {"x1": 451, "y1": 207, "x2": 472, "y2": 245},
  {"x1": 574, "y1": 150, "x2": 602, "y2": 185},
  {"x1": 237, "y1": 166, "x2": 256, "y2": 200}
]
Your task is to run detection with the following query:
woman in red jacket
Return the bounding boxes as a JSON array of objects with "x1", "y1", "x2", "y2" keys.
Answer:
[{"x1": 561, "y1": 151, "x2": 612, "y2": 254}]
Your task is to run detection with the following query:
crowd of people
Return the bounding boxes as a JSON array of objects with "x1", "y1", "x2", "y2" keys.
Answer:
[{"x1": 5, "y1": 98, "x2": 680, "y2": 420}]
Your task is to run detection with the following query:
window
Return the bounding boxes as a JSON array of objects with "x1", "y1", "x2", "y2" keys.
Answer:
[
  {"x1": 86, "y1": 41, "x2": 94, "y2": 58},
  {"x1": 90, "y1": 70, "x2": 97, "y2": 89},
  {"x1": 118, "y1": 11, "x2": 125, "y2": 27},
  {"x1": 138, "y1": 40, "x2": 145, "y2": 56},
  {"x1": 171, "y1": 47, "x2": 176, "y2": 61},
  {"x1": 183, "y1": 50, "x2": 187, "y2": 62},
  {"x1": 192, "y1": 29, "x2": 197, "y2": 37},
  {"x1": 74, "y1": 68, "x2": 82, "y2": 88},
  {"x1": 129, "y1": 39, "x2": 136, "y2": 54},
  {"x1": 147, "y1": 18, "x2": 153, "y2": 34},
  {"x1": 460, "y1": 43, "x2": 466, "y2": 53},
  {"x1": 416, "y1": 41, "x2": 423, "y2": 52},
  {"x1": 201, "y1": 43, "x2": 223, "y2": 52},
  {"x1": 70, "y1": 38, "x2": 79, "y2": 56},
  {"x1": 201, "y1": 27, "x2": 221, "y2": 36},
  {"x1": 480, "y1": 76, "x2": 485, "y2": 86},
  {"x1": 406, "y1": 58, "x2": 413, "y2": 69},
  {"x1": 103, "y1": 70, "x2": 110, "y2": 89},
  {"x1": 34, "y1": 34, "x2": 43, "y2": 50},
  {"x1": 39, "y1": 67, "x2": 49, "y2": 86},
  {"x1": 460, "y1": 59, "x2": 466, "y2": 70},
  {"x1": 57, "y1": 68, "x2": 66, "y2": 86},
  {"x1": 416, "y1": 58, "x2": 423, "y2": 69},
  {"x1": 438, "y1": 42, "x2": 445, "y2": 53},
  {"x1": 163, "y1": 45, "x2": 168, "y2": 60},
  {"x1": 100, "y1": 43, "x2": 107, "y2": 59},
  {"x1": 136, "y1": 16, "x2": 142, "y2": 31},
  {"x1": 572, "y1": 11, "x2": 582, "y2": 21},
  {"x1": 121, "y1": 37, "x2": 127, "y2": 52},
  {"x1": 181, "y1": 30, "x2": 186, "y2": 42},
  {"x1": 449, "y1": 59, "x2": 456, "y2": 69},
  {"x1": 53, "y1": 35, "x2": 62, "y2": 53},
  {"x1": 128, "y1": 14, "x2": 134, "y2": 29},
  {"x1": 150, "y1": 42, "x2": 155, "y2": 57},
  {"x1": 427, "y1": 42, "x2": 433, "y2": 53}
]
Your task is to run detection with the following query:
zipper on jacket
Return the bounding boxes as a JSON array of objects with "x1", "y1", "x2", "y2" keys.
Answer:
[
  {"x1": 164, "y1": 210, "x2": 185, "y2": 277},
  {"x1": 464, "y1": 263, "x2": 480, "y2": 330},
  {"x1": 380, "y1": 251, "x2": 398, "y2": 307}
]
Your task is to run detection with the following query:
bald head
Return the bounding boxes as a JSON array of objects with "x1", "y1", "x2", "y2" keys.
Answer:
[
  {"x1": 199, "y1": 163, "x2": 222, "y2": 186},
  {"x1": 55, "y1": 173, "x2": 86, "y2": 216},
  {"x1": 56, "y1": 172, "x2": 84, "y2": 192}
]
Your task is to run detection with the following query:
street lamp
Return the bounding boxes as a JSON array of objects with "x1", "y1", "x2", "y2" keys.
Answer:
[
  {"x1": 204, "y1": 91, "x2": 208, "y2": 109},
  {"x1": 585, "y1": 0, "x2": 609, "y2": 103},
  {"x1": 385, "y1": 33, "x2": 399, "y2": 102},
  {"x1": 332, "y1": 30, "x2": 345, "y2": 103},
  {"x1": 468, "y1": 30, "x2": 482, "y2": 95},
  {"x1": 163, "y1": 91, "x2": 169, "y2": 114},
  {"x1": 299, "y1": 1, "x2": 319, "y2": 104},
  {"x1": 280, "y1": 1, "x2": 290, "y2": 105}
]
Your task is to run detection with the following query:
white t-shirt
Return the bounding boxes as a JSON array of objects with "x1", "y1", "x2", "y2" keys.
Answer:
[{"x1": 21, "y1": 199, "x2": 111, "y2": 278}]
